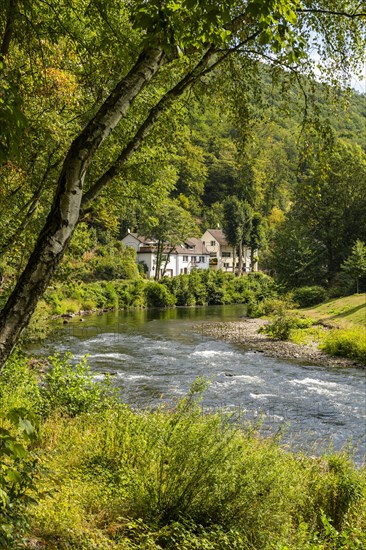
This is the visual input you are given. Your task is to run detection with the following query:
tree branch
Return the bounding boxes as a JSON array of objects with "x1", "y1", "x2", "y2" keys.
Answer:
[
  {"x1": 297, "y1": 8, "x2": 366, "y2": 18},
  {"x1": 81, "y1": 32, "x2": 261, "y2": 212}
]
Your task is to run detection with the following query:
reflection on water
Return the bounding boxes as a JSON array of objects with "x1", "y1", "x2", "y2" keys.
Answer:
[{"x1": 31, "y1": 305, "x2": 366, "y2": 463}]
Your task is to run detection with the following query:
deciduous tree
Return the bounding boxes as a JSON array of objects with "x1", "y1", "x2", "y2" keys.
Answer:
[{"x1": 0, "y1": 0, "x2": 365, "y2": 368}]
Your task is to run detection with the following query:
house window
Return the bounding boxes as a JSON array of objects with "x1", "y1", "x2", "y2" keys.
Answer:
[
  {"x1": 199, "y1": 256, "x2": 205, "y2": 263},
  {"x1": 210, "y1": 240, "x2": 215, "y2": 246},
  {"x1": 222, "y1": 251, "x2": 231, "y2": 258},
  {"x1": 183, "y1": 256, "x2": 188, "y2": 262},
  {"x1": 224, "y1": 262, "x2": 229, "y2": 268},
  {"x1": 209, "y1": 252, "x2": 217, "y2": 258},
  {"x1": 191, "y1": 256, "x2": 196, "y2": 262}
]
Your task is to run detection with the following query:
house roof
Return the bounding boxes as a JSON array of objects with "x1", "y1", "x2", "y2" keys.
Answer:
[
  {"x1": 180, "y1": 237, "x2": 209, "y2": 255},
  {"x1": 205, "y1": 229, "x2": 228, "y2": 246},
  {"x1": 139, "y1": 237, "x2": 209, "y2": 256},
  {"x1": 124, "y1": 233, "x2": 157, "y2": 245},
  {"x1": 124, "y1": 233, "x2": 209, "y2": 255}
]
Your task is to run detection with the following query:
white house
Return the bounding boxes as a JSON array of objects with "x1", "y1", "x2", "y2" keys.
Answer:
[
  {"x1": 201, "y1": 229, "x2": 256, "y2": 272},
  {"x1": 121, "y1": 233, "x2": 210, "y2": 278}
]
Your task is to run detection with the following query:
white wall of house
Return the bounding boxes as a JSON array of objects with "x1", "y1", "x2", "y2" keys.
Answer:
[
  {"x1": 137, "y1": 252, "x2": 156, "y2": 278},
  {"x1": 201, "y1": 230, "x2": 255, "y2": 272},
  {"x1": 122, "y1": 234, "x2": 140, "y2": 251},
  {"x1": 137, "y1": 251, "x2": 209, "y2": 278},
  {"x1": 122, "y1": 234, "x2": 210, "y2": 278},
  {"x1": 176, "y1": 253, "x2": 209, "y2": 275}
]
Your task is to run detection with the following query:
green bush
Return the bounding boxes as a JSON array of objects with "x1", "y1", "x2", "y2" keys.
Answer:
[
  {"x1": 320, "y1": 327, "x2": 366, "y2": 364},
  {"x1": 292, "y1": 285, "x2": 327, "y2": 307},
  {"x1": 145, "y1": 281, "x2": 176, "y2": 308},
  {"x1": 40, "y1": 354, "x2": 117, "y2": 417},
  {"x1": 259, "y1": 301, "x2": 313, "y2": 340},
  {"x1": 0, "y1": 354, "x2": 42, "y2": 415},
  {"x1": 0, "y1": 408, "x2": 42, "y2": 548},
  {"x1": 247, "y1": 297, "x2": 289, "y2": 318}
]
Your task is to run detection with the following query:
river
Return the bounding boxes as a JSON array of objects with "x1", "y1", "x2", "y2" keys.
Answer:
[{"x1": 31, "y1": 305, "x2": 366, "y2": 463}]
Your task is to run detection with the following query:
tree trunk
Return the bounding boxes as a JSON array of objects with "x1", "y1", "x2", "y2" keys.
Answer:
[
  {"x1": 155, "y1": 241, "x2": 164, "y2": 281},
  {"x1": 250, "y1": 247, "x2": 255, "y2": 272},
  {"x1": 0, "y1": 47, "x2": 165, "y2": 370},
  {"x1": 1, "y1": 0, "x2": 17, "y2": 59},
  {"x1": 238, "y1": 241, "x2": 243, "y2": 276}
]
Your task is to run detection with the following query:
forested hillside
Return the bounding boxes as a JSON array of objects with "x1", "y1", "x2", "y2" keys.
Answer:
[{"x1": 1, "y1": 58, "x2": 365, "y2": 297}]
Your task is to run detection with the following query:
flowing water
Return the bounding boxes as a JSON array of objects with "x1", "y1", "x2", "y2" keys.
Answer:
[{"x1": 31, "y1": 305, "x2": 366, "y2": 463}]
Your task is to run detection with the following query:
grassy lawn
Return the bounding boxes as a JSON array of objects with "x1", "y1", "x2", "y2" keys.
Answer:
[{"x1": 301, "y1": 293, "x2": 366, "y2": 328}]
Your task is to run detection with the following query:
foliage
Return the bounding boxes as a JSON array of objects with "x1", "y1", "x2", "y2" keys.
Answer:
[
  {"x1": 341, "y1": 240, "x2": 366, "y2": 294},
  {"x1": 292, "y1": 286, "x2": 328, "y2": 308},
  {"x1": 267, "y1": 140, "x2": 366, "y2": 288},
  {"x1": 40, "y1": 354, "x2": 117, "y2": 417},
  {"x1": 0, "y1": 407, "x2": 41, "y2": 548},
  {"x1": 28, "y1": 389, "x2": 366, "y2": 549},
  {"x1": 222, "y1": 196, "x2": 253, "y2": 274},
  {"x1": 0, "y1": 353, "x2": 42, "y2": 415},
  {"x1": 320, "y1": 328, "x2": 366, "y2": 364},
  {"x1": 145, "y1": 281, "x2": 177, "y2": 308},
  {"x1": 58, "y1": 239, "x2": 140, "y2": 283},
  {"x1": 259, "y1": 301, "x2": 313, "y2": 340}
]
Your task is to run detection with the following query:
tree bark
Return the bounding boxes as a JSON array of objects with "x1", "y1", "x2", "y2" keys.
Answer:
[
  {"x1": 155, "y1": 241, "x2": 164, "y2": 281},
  {"x1": 0, "y1": 47, "x2": 165, "y2": 369},
  {"x1": 1, "y1": 0, "x2": 17, "y2": 59},
  {"x1": 238, "y1": 240, "x2": 243, "y2": 276},
  {"x1": 250, "y1": 247, "x2": 255, "y2": 272}
]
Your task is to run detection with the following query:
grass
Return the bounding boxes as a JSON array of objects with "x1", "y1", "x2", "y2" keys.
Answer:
[
  {"x1": 294, "y1": 294, "x2": 366, "y2": 364},
  {"x1": 302, "y1": 293, "x2": 366, "y2": 328},
  {"x1": 1, "y1": 356, "x2": 366, "y2": 549}
]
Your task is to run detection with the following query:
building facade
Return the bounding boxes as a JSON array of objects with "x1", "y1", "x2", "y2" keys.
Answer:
[
  {"x1": 121, "y1": 233, "x2": 210, "y2": 278},
  {"x1": 201, "y1": 229, "x2": 255, "y2": 272}
]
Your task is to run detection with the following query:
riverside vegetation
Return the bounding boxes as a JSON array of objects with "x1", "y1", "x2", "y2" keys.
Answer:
[
  {"x1": 9, "y1": 269, "x2": 365, "y2": 366},
  {"x1": 1, "y1": 354, "x2": 366, "y2": 549},
  {"x1": 248, "y1": 290, "x2": 366, "y2": 366},
  {"x1": 1, "y1": 2, "x2": 366, "y2": 546}
]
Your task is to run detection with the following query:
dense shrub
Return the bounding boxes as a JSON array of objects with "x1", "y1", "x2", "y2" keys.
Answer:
[
  {"x1": 258, "y1": 300, "x2": 313, "y2": 340},
  {"x1": 145, "y1": 281, "x2": 176, "y2": 308},
  {"x1": 292, "y1": 285, "x2": 327, "y2": 307},
  {"x1": 247, "y1": 297, "x2": 289, "y2": 318},
  {"x1": 40, "y1": 354, "x2": 117, "y2": 417},
  {"x1": 320, "y1": 327, "x2": 366, "y2": 364}
]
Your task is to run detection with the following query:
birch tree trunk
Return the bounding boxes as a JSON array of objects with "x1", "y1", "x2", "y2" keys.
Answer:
[{"x1": 0, "y1": 47, "x2": 164, "y2": 369}]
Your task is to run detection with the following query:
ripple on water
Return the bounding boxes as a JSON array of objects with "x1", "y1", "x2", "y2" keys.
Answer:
[{"x1": 289, "y1": 377, "x2": 354, "y2": 397}]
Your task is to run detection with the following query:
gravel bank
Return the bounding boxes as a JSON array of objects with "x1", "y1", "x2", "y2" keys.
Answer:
[{"x1": 199, "y1": 318, "x2": 364, "y2": 369}]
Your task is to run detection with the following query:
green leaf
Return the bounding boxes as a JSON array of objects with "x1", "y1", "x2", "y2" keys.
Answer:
[{"x1": 18, "y1": 419, "x2": 35, "y2": 437}]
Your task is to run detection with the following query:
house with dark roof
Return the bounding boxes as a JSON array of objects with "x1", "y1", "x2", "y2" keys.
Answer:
[
  {"x1": 121, "y1": 232, "x2": 210, "y2": 278},
  {"x1": 201, "y1": 229, "x2": 255, "y2": 272}
]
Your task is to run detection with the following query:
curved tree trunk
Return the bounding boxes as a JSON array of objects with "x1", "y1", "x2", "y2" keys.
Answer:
[{"x1": 0, "y1": 47, "x2": 165, "y2": 369}]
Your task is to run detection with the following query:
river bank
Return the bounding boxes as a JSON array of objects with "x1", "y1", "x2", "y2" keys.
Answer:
[{"x1": 200, "y1": 318, "x2": 365, "y2": 368}]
